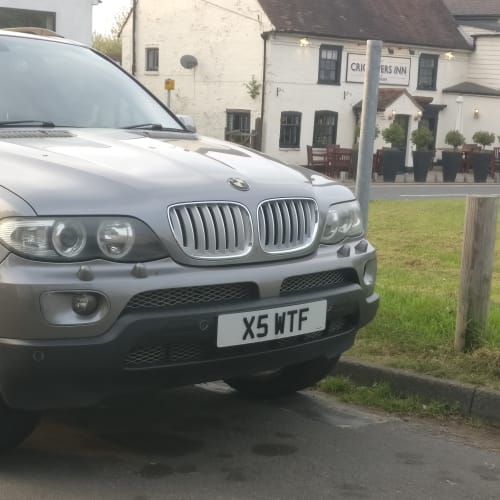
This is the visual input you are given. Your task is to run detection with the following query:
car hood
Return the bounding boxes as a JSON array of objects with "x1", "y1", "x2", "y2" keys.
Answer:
[{"x1": 0, "y1": 128, "x2": 348, "y2": 215}]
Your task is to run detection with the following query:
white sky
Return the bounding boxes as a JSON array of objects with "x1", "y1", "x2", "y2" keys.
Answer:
[{"x1": 92, "y1": 0, "x2": 133, "y2": 35}]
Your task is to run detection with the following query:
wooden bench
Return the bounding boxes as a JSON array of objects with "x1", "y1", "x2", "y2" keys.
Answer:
[
  {"x1": 306, "y1": 145, "x2": 328, "y2": 173},
  {"x1": 327, "y1": 146, "x2": 353, "y2": 178}
]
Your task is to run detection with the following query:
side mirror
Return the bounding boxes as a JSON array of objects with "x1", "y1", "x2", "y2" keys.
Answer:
[{"x1": 177, "y1": 115, "x2": 197, "y2": 133}]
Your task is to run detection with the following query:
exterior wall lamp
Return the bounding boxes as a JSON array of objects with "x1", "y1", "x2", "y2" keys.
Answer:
[
  {"x1": 473, "y1": 108, "x2": 480, "y2": 119},
  {"x1": 299, "y1": 37, "x2": 310, "y2": 47},
  {"x1": 388, "y1": 109, "x2": 396, "y2": 120},
  {"x1": 415, "y1": 110, "x2": 423, "y2": 121},
  {"x1": 445, "y1": 51, "x2": 455, "y2": 60}
]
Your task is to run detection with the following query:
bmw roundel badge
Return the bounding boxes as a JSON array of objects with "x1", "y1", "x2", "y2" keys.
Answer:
[{"x1": 228, "y1": 177, "x2": 250, "y2": 191}]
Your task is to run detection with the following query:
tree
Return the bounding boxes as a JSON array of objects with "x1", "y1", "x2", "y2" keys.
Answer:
[{"x1": 92, "y1": 8, "x2": 129, "y2": 63}]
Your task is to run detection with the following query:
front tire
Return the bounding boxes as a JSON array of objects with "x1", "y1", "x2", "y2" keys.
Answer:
[
  {"x1": 224, "y1": 356, "x2": 339, "y2": 398},
  {"x1": 0, "y1": 398, "x2": 40, "y2": 451}
]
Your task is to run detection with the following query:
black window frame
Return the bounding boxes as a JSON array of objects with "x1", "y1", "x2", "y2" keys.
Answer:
[
  {"x1": 417, "y1": 54, "x2": 439, "y2": 91},
  {"x1": 145, "y1": 47, "x2": 159, "y2": 72},
  {"x1": 225, "y1": 109, "x2": 251, "y2": 145},
  {"x1": 279, "y1": 111, "x2": 302, "y2": 149},
  {"x1": 318, "y1": 44, "x2": 343, "y2": 85},
  {"x1": 312, "y1": 110, "x2": 338, "y2": 147},
  {"x1": 0, "y1": 6, "x2": 56, "y2": 31}
]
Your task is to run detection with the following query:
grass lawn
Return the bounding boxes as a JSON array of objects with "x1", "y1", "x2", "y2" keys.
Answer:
[{"x1": 351, "y1": 198, "x2": 500, "y2": 390}]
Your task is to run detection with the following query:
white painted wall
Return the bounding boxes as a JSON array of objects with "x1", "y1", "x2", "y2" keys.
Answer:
[
  {"x1": 262, "y1": 33, "x2": 470, "y2": 166},
  {"x1": 122, "y1": 0, "x2": 272, "y2": 140},
  {"x1": 467, "y1": 36, "x2": 500, "y2": 89},
  {"x1": 438, "y1": 93, "x2": 500, "y2": 151},
  {"x1": 0, "y1": 0, "x2": 97, "y2": 44}
]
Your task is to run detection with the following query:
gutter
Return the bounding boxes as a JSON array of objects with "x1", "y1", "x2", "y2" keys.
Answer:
[{"x1": 259, "y1": 32, "x2": 268, "y2": 152}]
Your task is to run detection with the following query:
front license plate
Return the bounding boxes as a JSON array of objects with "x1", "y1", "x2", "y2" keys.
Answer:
[{"x1": 217, "y1": 300, "x2": 327, "y2": 348}]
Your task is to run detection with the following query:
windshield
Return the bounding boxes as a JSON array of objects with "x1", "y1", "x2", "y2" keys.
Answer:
[{"x1": 0, "y1": 35, "x2": 183, "y2": 130}]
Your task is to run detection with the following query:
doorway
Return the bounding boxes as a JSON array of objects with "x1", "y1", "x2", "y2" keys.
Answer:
[{"x1": 394, "y1": 115, "x2": 410, "y2": 170}]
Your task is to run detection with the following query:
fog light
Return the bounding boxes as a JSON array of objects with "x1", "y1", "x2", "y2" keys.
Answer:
[{"x1": 72, "y1": 293, "x2": 99, "y2": 316}]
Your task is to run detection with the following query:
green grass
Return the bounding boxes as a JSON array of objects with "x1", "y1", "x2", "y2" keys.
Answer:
[
  {"x1": 352, "y1": 199, "x2": 500, "y2": 390},
  {"x1": 318, "y1": 376, "x2": 459, "y2": 417}
]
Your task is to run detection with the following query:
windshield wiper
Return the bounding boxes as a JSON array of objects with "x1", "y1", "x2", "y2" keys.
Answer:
[
  {"x1": 123, "y1": 123, "x2": 165, "y2": 130},
  {"x1": 123, "y1": 123, "x2": 181, "y2": 131},
  {"x1": 0, "y1": 120, "x2": 56, "y2": 128}
]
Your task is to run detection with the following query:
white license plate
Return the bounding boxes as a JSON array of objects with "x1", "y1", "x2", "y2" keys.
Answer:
[{"x1": 217, "y1": 300, "x2": 327, "y2": 348}]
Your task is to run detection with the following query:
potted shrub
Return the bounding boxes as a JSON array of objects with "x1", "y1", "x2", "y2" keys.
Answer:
[
  {"x1": 471, "y1": 131, "x2": 495, "y2": 182},
  {"x1": 381, "y1": 122, "x2": 406, "y2": 182},
  {"x1": 411, "y1": 126, "x2": 434, "y2": 182},
  {"x1": 442, "y1": 130, "x2": 465, "y2": 182}
]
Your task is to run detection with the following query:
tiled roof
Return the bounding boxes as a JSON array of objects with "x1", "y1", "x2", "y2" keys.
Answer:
[
  {"x1": 442, "y1": 81, "x2": 500, "y2": 96},
  {"x1": 258, "y1": 0, "x2": 471, "y2": 50},
  {"x1": 353, "y1": 88, "x2": 424, "y2": 111},
  {"x1": 442, "y1": 0, "x2": 500, "y2": 17}
]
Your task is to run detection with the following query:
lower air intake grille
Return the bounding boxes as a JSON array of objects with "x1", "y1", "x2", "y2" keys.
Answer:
[
  {"x1": 280, "y1": 269, "x2": 358, "y2": 296},
  {"x1": 122, "y1": 317, "x2": 354, "y2": 369},
  {"x1": 125, "y1": 282, "x2": 257, "y2": 311},
  {"x1": 123, "y1": 343, "x2": 209, "y2": 368}
]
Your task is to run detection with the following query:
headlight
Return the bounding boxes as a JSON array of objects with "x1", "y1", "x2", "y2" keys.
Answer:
[
  {"x1": 52, "y1": 220, "x2": 87, "y2": 258},
  {"x1": 97, "y1": 220, "x2": 135, "y2": 259},
  {"x1": 320, "y1": 201, "x2": 364, "y2": 245},
  {"x1": 0, "y1": 216, "x2": 167, "y2": 262}
]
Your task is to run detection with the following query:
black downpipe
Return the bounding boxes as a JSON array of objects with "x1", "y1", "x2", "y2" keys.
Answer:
[
  {"x1": 132, "y1": 0, "x2": 138, "y2": 75},
  {"x1": 259, "y1": 33, "x2": 268, "y2": 152}
]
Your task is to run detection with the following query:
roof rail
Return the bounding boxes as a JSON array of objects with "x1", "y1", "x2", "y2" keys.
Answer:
[{"x1": 3, "y1": 27, "x2": 64, "y2": 38}]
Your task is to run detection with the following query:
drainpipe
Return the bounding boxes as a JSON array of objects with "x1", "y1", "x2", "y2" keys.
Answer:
[
  {"x1": 132, "y1": 0, "x2": 138, "y2": 75},
  {"x1": 259, "y1": 32, "x2": 268, "y2": 152}
]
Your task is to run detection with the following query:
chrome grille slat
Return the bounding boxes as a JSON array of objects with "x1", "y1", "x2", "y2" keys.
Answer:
[
  {"x1": 289, "y1": 200, "x2": 301, "y2": 243},
  {"x1": 258, "y1": 198, "x2": 318, "y2": 254},
  {"x1": 281, "y1": 201, "x2": 291, "y2": 247},
  {"x1": 222, "y1": 205, "x2": 236, "y2": 251},
  {"x1": 169, "y1": 202, "x2": 252, "y2": 259}
]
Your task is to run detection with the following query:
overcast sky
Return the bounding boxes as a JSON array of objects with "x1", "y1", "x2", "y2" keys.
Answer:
[{"x1": 92, "y1": 0, "x2": 132, "y2": 35}]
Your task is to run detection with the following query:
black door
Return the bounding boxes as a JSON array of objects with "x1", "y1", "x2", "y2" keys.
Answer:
[{"x1": 394, "y1": 115, "x2": 409, "y2": 171}]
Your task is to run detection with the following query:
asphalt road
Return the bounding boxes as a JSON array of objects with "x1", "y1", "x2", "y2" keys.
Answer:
[
  {"x1": 364, "y1": 183, "x2": 500, "y2": 200},
  {"x1": 1, "y1": 383, "x2": 499, "y2": 500}
]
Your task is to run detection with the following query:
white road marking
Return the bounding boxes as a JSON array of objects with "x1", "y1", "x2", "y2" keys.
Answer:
[{"x1": 400, "y1": 194, "x2": 469, "y2": 198}]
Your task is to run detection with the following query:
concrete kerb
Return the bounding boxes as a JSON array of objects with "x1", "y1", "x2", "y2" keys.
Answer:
[{"x1": 332, "y1": 357, "x2": 500, "y2": 426}]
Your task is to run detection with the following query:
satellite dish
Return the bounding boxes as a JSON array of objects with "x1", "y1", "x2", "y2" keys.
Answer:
[{"x1": 180, "y1": 54, "x2": 198, "y2": 69}]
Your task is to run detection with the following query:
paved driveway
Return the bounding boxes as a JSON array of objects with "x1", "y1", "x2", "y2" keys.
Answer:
[{"x1": 1, "y1": 383, "x2": 499, "y2": 500}]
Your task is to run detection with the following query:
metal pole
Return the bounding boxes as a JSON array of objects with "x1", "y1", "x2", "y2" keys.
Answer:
[
  {"x1": 355, "y1": 40, "x2": 383, "y2": 231},
  {"x1": 167, "y1": 89, "x2": 171, "y2": 108}
]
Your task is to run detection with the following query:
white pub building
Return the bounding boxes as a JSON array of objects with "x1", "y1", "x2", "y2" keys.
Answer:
[{"x1": 121, "y1": 0, "x2": 500, "y2": 167}]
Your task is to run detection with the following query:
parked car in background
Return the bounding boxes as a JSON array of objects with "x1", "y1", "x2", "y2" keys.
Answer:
[{"x1": 0, "y1": 29, "x2": 378, "y2": 449}]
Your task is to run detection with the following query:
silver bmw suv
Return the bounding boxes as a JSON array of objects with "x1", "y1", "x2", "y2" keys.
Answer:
[{"x1": 0, "y1": 29, "x2": 378, "y2": 449}]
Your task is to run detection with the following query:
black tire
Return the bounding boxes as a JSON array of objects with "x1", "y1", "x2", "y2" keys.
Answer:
[
  {"x1": 0, "y1": 398, "x2": 41, "y2": 451},
  {"x1": 224, "y1": 356, "x2": 339, "y2": 398}
]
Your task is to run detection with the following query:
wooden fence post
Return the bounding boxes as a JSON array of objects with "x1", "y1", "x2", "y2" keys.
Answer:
[{"x1": 455, "y1": 195, "x2": 499, "y2": 352}]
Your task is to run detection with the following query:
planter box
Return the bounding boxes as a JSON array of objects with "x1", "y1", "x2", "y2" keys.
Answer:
[
  {"x1": 412, "y1": 151, "x2": 433, "y2": 182},
  {"x1": 441, "y1": 151, "x2": 462, "y2": 182},
  {"x1": 470, "y1": 152, "x2": 491, "y2": 183},
  {"x1": 381, "y1": 149, "x2": 405, "y2": 182}
]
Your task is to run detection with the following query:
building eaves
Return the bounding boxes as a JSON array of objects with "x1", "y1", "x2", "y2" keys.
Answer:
[
  {"x1": 257, "y1": 0, "x2": 471, "y2": 51},
  {"x1": 458, "y1": 21, "x2": 500, "y2": 33},
  {"x1": 442, "y1": 81, "x2": 500, "y2": 96},
  {"x1": 442, "y1": 0, "x2": 500, "y2": 17}
]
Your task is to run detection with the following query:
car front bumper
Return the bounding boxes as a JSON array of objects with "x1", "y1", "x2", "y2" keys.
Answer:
[{"x1": 0, "y1": 243, "x2": 378, "y2": 410}]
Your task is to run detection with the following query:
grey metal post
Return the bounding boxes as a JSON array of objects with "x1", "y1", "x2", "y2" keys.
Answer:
[{"x1": 355, "y1": 40, "x2": 383, "y2": 231}]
